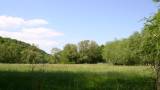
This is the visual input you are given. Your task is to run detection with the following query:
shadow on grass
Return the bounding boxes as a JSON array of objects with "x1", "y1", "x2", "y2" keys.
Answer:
[{"x1": 0, "y1": 71, "x2": 155, "y2": 90}]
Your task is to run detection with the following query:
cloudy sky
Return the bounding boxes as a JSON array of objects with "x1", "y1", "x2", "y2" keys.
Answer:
[{"x1": 0, "y1": 0, "x2": 157, "y2": 53}]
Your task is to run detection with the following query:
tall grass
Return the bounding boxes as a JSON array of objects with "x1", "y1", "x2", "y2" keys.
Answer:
[{"x1": 0, "y1": 64, "x2": 155, "y2": 90}]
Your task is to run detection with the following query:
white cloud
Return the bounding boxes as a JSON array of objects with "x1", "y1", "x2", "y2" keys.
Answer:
[
  {"x1": 0, "y1": 16, "x2": 24, "y2": 29},
  {"x1": 0, "y1": 16, "x2": 48, "y2": 29},
  {"x1": 21, "y1": 28, "x2": 63, "y2": 38},
  {"x1": 0, "y1": 15, "x2": 64, "y2": 53},
  {"x1": 24, "y1": 19, "x2": 48, "y2": 27}
]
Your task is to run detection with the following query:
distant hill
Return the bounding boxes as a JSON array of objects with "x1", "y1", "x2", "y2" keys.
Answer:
[{"x1": 0, "y1": 36, "x2": 52, "y2": 63}]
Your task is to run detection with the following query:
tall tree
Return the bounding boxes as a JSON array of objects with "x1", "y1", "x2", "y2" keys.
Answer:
[
  {"x1": 103, "y1": 32, "x2": 142, "y2": 65},
  {"x1": 51, "y1": 48, "x2": 61, "y2": 63},
  {"x1": 62, "y1": 44, "x2": 78, "y2": 63},
  {"x1": 103, "y1": 39, "x2": 130, "y2": 65},
  {"x1": 78, "y1": 40, "x2": 102, "y2": 63},
  {"x1": 21, "y1": 45, "x2": 43, "y2": 64},
  {"x1": 140, "y1": 11, "x2": 160, "y2": 90}
]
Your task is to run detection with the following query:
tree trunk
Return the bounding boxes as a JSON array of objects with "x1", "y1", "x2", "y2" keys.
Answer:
[{"x1": 156, "y1": 70, "x2": 160, "y2": 90}]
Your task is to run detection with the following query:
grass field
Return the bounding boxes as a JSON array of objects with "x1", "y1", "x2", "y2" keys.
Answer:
[{"x1": 0, "y1": 64, "x2": 156, "y2": 90}]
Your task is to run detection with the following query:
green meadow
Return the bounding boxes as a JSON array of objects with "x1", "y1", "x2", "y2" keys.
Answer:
[{"x1": 0, "y1": 64, "x2": 155, "y2": 90}]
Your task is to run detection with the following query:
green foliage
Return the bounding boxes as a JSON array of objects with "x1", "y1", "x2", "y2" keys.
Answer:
[
  {"x1": 62, "y1": 44, "x2": 78, "y2": 63},
  {"x1": 51, "y1": 40, "x2": 104, "y2": 64},
  {"x1": 127, "y1": 32, "x2": 142, "y2": 64},
  {"x1": 21, "y1": 45, "x2": 44, "y2": 64},
  {"x1": 140, "y1": 12, "x2": 160, "y2": 89},
  {"x1": 77, "y1": 40, "x2": 103, "y2": 63},
  {"x1": 0, "y1": 36, "x2": 51, "y2": 63},
  {"x1": 102, "y1": 10, "x2": 160, "y2": 69},
  {"x1": 103, "y1": 36, "x2": 141, "y2": 65},
  {"x1": 51, "y1": 48, "x2": 61, "y2": 63},
  {"x1": 140, "y1": 12, "x2": 160, "y2": 65}
]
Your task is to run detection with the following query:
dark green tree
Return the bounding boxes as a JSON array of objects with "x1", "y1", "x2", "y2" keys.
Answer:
[{"x1": 21, "y1": 45, "x2": 43, "y2": 64}]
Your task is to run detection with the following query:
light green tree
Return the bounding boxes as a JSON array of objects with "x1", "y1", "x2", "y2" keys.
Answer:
[
  {"x1": 140, "y1": 11, "x2": 160, "y2": 90},
  {"x1": 51, "y1": 48, "x2": 61, "y2": 63},
  {"x1": 62, "y1": 44, "x2": 78, "y2": 63},
  {"x1": 78, "y1": 40, "x2": 102, "y2": 63}
]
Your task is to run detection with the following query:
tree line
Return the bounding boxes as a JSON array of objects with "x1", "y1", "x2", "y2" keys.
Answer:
[
  {"x1": 51, "y1": 11, "x2": 160, "y2": 66},
  {"x1": 1, "y1": 11, "x2": 160, "y2": 65},
  {"x1": 51, "y1": 40, "x2": 105, "y2": 64},
  {"x1": 103, "y1": 11, "x2": 160, "y2": 66},
  {"x1": 0, "y1": 37, "x2": 105, "y2": 64},
  {"x1": 0, "y1": 0, "x2": 160, "y2": 66}
]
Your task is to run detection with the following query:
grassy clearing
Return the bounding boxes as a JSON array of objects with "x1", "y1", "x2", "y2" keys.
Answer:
[{"x1": 0, "y1": 64, "x2": 156, "y2": 90}]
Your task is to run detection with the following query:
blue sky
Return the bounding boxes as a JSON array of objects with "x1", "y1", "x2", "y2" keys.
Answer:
[{"x1": 0, "y1": 0, "x2": 158, "y2": 53}]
